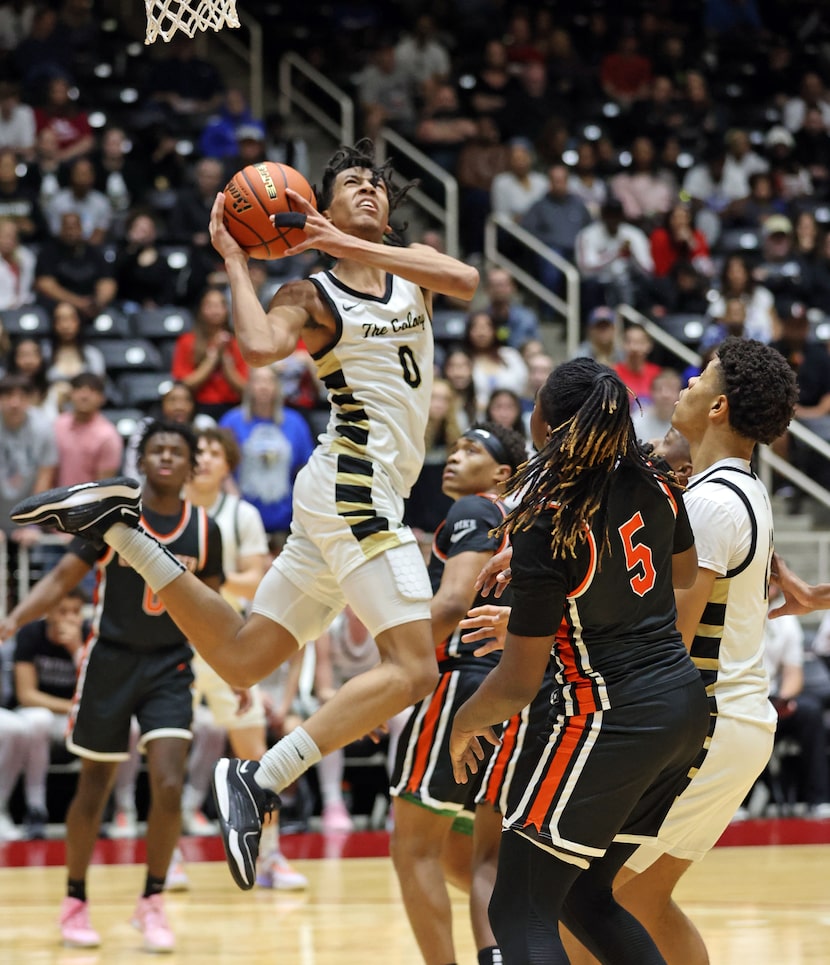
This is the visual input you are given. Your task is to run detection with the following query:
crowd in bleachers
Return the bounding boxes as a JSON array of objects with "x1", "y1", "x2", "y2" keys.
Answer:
[{"x1": 1, "y1": 0, "x2": 830, "y2": 834}]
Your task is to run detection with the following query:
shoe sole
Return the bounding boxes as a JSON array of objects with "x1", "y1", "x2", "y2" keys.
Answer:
[
  {"x1": 212, "y1": 758, "x2": 257, "y2": 891},
  {"x1": 11, "y1": 479, "x2": 141, "y2": 531}
]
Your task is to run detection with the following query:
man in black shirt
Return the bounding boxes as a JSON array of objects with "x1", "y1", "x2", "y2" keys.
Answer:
[{"x1": 0, "y1": 421, "x2": 222, "y2": 952}]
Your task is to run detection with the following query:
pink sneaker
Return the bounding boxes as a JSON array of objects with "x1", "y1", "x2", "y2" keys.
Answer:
[
  {"x1": 322, "y1": 800, "x2": 354, "y2": 834},
  {"x1": 256, "y1": 850, "x2": 308, "y2": 890},
  {"x1": 59, "y1": 897, "x2": 101, "y2": 948},
  {"x1": 131, "y1": 894, "x2": 175, "y2": 953}
]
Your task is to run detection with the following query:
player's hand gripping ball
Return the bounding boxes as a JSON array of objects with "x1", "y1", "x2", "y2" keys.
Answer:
[{"x1": 223, "y1": 162, "x2": 317, "y2": 259}]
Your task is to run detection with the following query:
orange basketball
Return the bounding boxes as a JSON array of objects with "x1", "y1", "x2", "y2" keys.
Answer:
[{"x1": 222, "y1": 162, "x2": 316, "y2": 259}]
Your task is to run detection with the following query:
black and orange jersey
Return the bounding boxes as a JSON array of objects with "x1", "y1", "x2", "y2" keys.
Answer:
[
  {"x1": 429, "y1": 492, "x2": 510, "y2": 668},
  {"x1": 71, "y1": 502, "x2": 223, "y2": 652},
  {"x1": 508, "y1": 461, "x2": 697, "y2": 711}
]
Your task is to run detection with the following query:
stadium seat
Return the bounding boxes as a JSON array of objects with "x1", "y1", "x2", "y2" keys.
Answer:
[
  {"x1": 132, "y1": 306, "x2": 193, "y2": 340},
  {"x1": 1, "y1": 305, "x2": 51, "y2": 337},
  {"x1": 657, "y1": 313, "x2": 707, "y2": 348},
  {"x1": 90, "y1": 308, "x2": 132, "y2": 338},
  {"x1": 102, "y1": 407, "x2": 146, "y2": 439},
  {"x1": 90, "y1": 338, "x2": 164, "y2": 375},
  {"x1": 715, "y1": 227, "x2": 763, "y2": 256},
  {"x1": 432, "y1": 309, "x2": 467, "y2": 344},
  {"x1": 117, "y1": 371, "x2": 174, "y2": 408}
]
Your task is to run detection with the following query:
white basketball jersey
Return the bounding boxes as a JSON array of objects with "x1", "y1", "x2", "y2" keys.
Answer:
[
  {"x1": 309, "y1": 269, "x2": 433, "y2": 497},
  {"x1": 684, "y1": 459, "x2": 777, "y2": 731}
]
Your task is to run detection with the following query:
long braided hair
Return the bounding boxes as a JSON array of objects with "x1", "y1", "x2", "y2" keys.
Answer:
[{"x1": 496, "y1": 357, "x2": 668, "y2": 559}]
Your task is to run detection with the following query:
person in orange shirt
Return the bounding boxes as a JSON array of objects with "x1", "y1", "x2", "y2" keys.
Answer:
[{"x1": 614, "y1": 323, "x2": 663, "y2": 409}]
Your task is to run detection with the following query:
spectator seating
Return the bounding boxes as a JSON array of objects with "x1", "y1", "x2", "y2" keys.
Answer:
[
  {"x1": 117, "y1": 371, "x2": 174, "y2": 409},
  {"x1": 2, "y1": 306, "x2": 51, "y2": 338},
  {"x1": 90, "y1": 338, "x2": 163, "y2": 377}
]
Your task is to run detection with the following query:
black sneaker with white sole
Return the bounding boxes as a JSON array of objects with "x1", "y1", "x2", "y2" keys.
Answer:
[
  {"x1": 211, "y1": 758, "x2": 280, "y2": 891},
  {"x1": 10, "y1": 477, "x2": 142, "y2": 542}
]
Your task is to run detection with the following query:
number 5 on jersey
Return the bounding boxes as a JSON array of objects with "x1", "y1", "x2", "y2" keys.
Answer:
[{"x1": 618, "y1": 511, "x2": 657, "y2": 596}]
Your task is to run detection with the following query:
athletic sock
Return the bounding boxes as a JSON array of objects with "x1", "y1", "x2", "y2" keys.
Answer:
[
  {"x1": 67, "y1": 879, "x2": 86, "y2": 902},
  {"x1": 143, "y1": 873, "x2": 166, "y2": 898},
  {"x1": 478, "y1": 947, "x2": 503, "y2": 965},
  {"x1": 105, "y1": 524, "x2": 185, "y2": 593},
  {"x1": 255, "y1": 727, "x2": 322, "y2": 794}
]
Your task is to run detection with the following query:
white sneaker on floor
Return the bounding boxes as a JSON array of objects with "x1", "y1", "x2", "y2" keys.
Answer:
[
  {"x1": 0, "y1": 810, "x2": 23, "y2": 841},
  {"x1": 256, "y1": 850, "x2": 308, "y2": 890},
  {"x1": 109, "y1": 808, "x2": 138, "y2": 839},
  {"x1": 164, "y1": 847, "x2": 190, "y2": 891},
  {"x1": 131, "y1": 894, "x2": 175, "y2": 953}
]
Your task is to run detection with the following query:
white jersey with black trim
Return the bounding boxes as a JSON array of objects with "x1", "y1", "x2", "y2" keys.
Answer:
[
  {"x1": 308, "y1": 269, "x2": 433, "y2": 497},
  {"x1": 684, "y1": 457, "x2": 777, "y2": 730}
]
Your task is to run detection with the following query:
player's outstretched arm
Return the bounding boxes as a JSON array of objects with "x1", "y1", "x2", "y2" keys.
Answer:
[
  {"x1": 278, "y1": 189, "x2": 479, "y2": 301},
  {"x1": 770, "y1": 553, "x2": 829, "y2": 617}
]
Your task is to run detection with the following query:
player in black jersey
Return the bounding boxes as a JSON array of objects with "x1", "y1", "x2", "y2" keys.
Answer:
[
  {"x1": 0, "y1": 421, "x2": 223, "y2": 952},
  {"x1": 388, "y1": 423, "x2": 526, "y2": 965},
  {"x1": 449, "y1": 358, "x2": 710, "y2": 965}
]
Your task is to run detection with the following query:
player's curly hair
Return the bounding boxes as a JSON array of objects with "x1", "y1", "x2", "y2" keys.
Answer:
[
  {"x1": 138, "y1": 418, "x2": 198, "y2": 470},
  {"x1": 715, "y1": 337, "x2": 797, "y2": 444},
  {"x1": 318, "y1": 139, "x2": 416, "y2": 244},
  {"x1": 495, "y1": 358, "x2": 671, "y2": 559}
]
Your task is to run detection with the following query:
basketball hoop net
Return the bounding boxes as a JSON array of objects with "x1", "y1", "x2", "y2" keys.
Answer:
[{"x1": 144, "y1": 0, "x2": 240, "y2": 44}]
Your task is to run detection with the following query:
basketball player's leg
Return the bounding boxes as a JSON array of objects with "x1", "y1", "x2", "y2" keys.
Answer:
[
  {"x1": 144, "y1": 736, "x2": 191, "y2": 880},
  {"x1": 470, "y1": 804, "x2": 501, "y2": 954},
  {"x1": 66, "y1": 759, "x2": 120, "y2": 880},
  {"x1": 390, "y1": 799, "x2": 462, "y2": 965}
]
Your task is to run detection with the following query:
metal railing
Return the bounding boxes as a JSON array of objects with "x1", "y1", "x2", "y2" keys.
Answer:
[
  {"x1": 278, "y1": 53, "x2": 354, "y2": 146},
  {"x1": 484, "y1": 214, "x2": 581, "y2": 354},
  {"x1": 617, "y1": 303, "x2": 830, "y2": 511},
  {"x1": 1, "y1": 535, "x2": 70, "y2": 620},
  {"x1": 375, "y1": 127, "x2": 460, "y2": 259},
  {"x1": 210, "y1": 13, "x2": 265, "y2": 118}
]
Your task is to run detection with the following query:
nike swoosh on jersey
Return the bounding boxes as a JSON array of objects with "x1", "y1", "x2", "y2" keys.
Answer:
[{"x1": 342, "y1": 302, "x2": 359, "y2": 311}]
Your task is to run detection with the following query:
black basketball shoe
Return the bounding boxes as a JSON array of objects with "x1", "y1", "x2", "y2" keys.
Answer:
[
  {"x1": 212, "y1": 758, "x2": 281, "y2": 891},
  {"x1": 10, "y1": 477, "x2": 142, "y2": 542}
]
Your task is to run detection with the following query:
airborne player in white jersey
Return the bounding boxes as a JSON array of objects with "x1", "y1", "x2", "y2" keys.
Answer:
[{"x1": 11, "y1": 140, "x2": 479, "y2": 891}]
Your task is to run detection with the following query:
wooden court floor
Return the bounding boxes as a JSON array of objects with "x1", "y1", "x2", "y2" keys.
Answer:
[{"x1": 1, "y1": 843, "x2": 829, "y2": 963}]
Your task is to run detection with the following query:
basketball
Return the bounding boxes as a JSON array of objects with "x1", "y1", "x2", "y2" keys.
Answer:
[{"x1": 222, "y1": 162, "x2": 317, "y2": 260}]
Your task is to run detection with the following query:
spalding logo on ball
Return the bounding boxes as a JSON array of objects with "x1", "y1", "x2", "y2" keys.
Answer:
[{"x1": 223, "y1": 161, "x2": 317, "y2": 260}]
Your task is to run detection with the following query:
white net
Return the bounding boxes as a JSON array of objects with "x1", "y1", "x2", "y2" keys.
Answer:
[{"x1": 144, "y1": 0, "x2": 240, "y2": 44}]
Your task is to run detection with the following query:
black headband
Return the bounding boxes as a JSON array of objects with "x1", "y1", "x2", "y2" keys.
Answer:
[{"x1": 463, "y1": 427, "x2": 512, "y2": 468}]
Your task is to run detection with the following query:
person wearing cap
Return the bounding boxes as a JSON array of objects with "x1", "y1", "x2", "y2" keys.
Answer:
[
  {"x1": 783, "y1": 71, "x2": 830, "y2": 134},
  {"x1": 766, "y1": 124, "x2": 813, "y2": 201},
  {"x1": 573, "y1": 305, "x2": 621, "y2": 367},
  {"x1": 576, "y1": 197, "x2": 654, "y2": 313},
  {"x1": 223, "y1": 123, "x2": 268, "y2": 182},
  {"x1": 389, "y1": 422, "x2": 528, "y2": 965}
]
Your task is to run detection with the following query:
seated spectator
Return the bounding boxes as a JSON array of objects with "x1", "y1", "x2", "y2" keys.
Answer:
[
  {"x1": 33, "y1": 75, "x2": 93, "y2": 165},
  {"x1": 650, "y1": 203, "x2": 711, "y2": 278},
  {"x1": 414, "y1": 82, "x2": 477, "y2": 174},
  {"x1": 632, "y1": 367, "x2": 681, "y2": 443},
  {"x1": 34, "y1": 212, "x2": 117, "y2": 320},
  {"x1": 522, "y1": 164, "x2": 592, "y2": 297},
  {"x1": 89, "y1": 126, "x2": 150, "y2": 225},
  {"x1": 263, "y1": 112, "x2": 310, "y2": 179},
  {"x1": 12, "y1": 7, "x2": 69, "y2": 98},
  {"x1": 483, "y1": 266, "x2": 540, "y2": 350},
  {"x1": 490, "y1": 137, "x2": 548, "y2": 226},
  {"x1": 147, "y1": 33, "x2": 225, "y2": 121},
  {"x1": 456, "y1": 115, "x2": 509, "y2": 255},
  {"x1": 766, "y1": 125, "x2": 813, "y2": 202},
  {"x1": 651, "y1": 259, "x2": 711, "y2": 316},
  {"x1": 498, "y1": 59, "x2": 551, "y2": 143},
  {"x1": 394, "y1": 14, "x2": 451, "y2": 101},
  {"x1": 576, "y1": 197, "x2": 654, "y2": 314},
  {"x1": 440, "y1": 345, "x2": 477, "y2": 432},
  {"x1": 0, "y1": 374, "x2": 58, "y2": 610},
  {"x1": 19, "y1": 126, "x2": 64, "y2": 210},
  {"x1": 724, "y1": 128, "x2": 769, "y2": 184},
  {"x1": 199, "y1": 87, "x2": 264, "y2": 161},
  {"x1": 10, "y1": 587, "x2": 89, "y2": 839},
  {"x1": 700, "y1": 296, "x2": 752, "y2": 352},
  {"x1": 567, "y1": 141, "x2": 608, "y2": 221},
  {"x1": 573, "y1": 305, "x2": 621, "y2": 367},
  {"x1": 54, "y1": 372, "x2": 123, "y2": 487},
  {"x1": 47, "y1": 157, "x2": 112, "y2": 244},
  {"x1": 614, "y1": 322, "x2": 663, "y2": 408},
  {"x1": 709, "y1": 253, "x2": 777, "y2": 343},
  {"x1": 755, "y1": 214, "x2": 816, "y2": 308},
  {"x1": 783, "y1": 70, "x2": 830, "y2": 134},
  {"x1": 170, "y1": 287, "x2": 247, "y2": 420},
  {"x1": 0, "y1": 217, "x2": 35, "y2": 309},
  {"x1": 761, "y1": 587, "x2": 830, "y2": 818},
  {"x1": 600, "y1": 32, "x2": 653, "y2": 108},
  {"x1": 520, "y1": 350, "x2": 554, "y2": 433},
  {"x1": 682, "y1": 142, "x2": 749, "y2": 244},
  {"x1": 357, "y1": 38, "x2": 417, "y2": 141},
  {"x1": 166, "y1": 156, "x2": 223, "y2": 250},
  {"x1": 634, "y1": 74, "x2": 684, "y2": 146},
  {"x1": 219, "y1": 365, "x2": 315, "y2": 547},
  {"x1": 115, "y1": 209, "x2": 181, "y2": 311},
  {"x1": 0, "y1": 146, "x2": 47, "y2": 242},
  {"x1": 0, "y1": 706, "x2": 28, "y2": 840},
  {"x1": 221, "y1": 124, "x2": 268, "y2": 183},
  {"x1": 463, "y1": 309, "x2": 529, "y2": 417},
  {"x1": 466, "y1": 38, "x2": 515, "y2": 122},
  {"x1": 724, "y1": 169, "x2": 789, "y2": 229},
  {"x1": 0, "y1": 79, "x2": 36, "y2": 161},
  {"x1": 793, "y1": 106, "x2": 830, "y2": 196},
  {"x1": 6, "y1": 337, "x2": 51, "y2": 418},
  {"x1": 610, "y1": 135, "x2": 676, "y2": 227},
  {"x1": 484, "y1": 386, "x2": 526, "y2": 439},
  {"x1": 675, "y1": 70, "x2": 730, "y2": 156},
  {"x1": 271, "y1": 342, "x2": 326, "y2": 419},
  {"x1": 44, "y1": 301, "x2": 105, "y2": 412}
]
